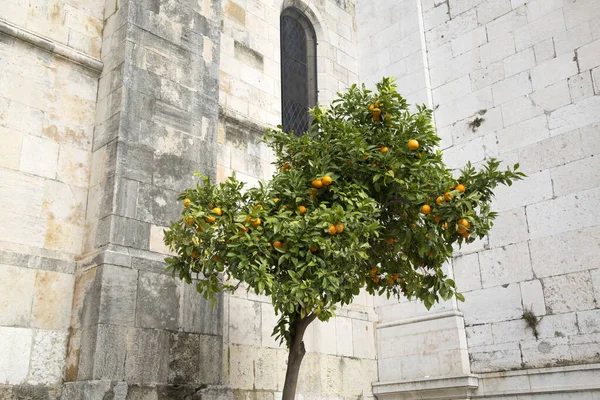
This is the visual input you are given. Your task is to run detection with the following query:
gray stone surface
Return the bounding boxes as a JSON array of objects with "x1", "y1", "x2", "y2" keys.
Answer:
[
  {"x1": 182, "y1": 284, "x2": 223, "y2": 336},
  {"x1": 125, "y1": 328, "x2": 169, "y2": 384},
  {"x1": 98, "y1": 265, "x2": 138, "y2": 326},
  {"x1": 199, "y1": 335, "x2": 223, "y2": 385},
  {"x1": 93, "y1": 324, "x2": 127, "y2": 380},
  {"x1": 168, "y1": 332, "x2": 201, "y2": 385},
  {"x1": 135, "y1": 271, "x2": 181, "y2": 330}
]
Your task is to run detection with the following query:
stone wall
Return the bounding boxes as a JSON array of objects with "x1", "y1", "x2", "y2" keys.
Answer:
[
  {"x1": 217, "y1": 1, "x2": 378, "y2": 399},
  {"x1": 0, "y1": 0, "x2": 103, "y2": 394},
  {"x1": 358, "y1": 0, "x2": 600, "y2": 397}
]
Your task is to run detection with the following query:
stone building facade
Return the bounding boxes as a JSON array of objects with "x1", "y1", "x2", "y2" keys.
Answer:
[{"x1": 0, "y1": 0, "x2": 599, "y2": 399}]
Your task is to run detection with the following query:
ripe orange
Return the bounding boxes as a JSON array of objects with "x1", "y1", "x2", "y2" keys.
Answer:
[
  {"x1": 408, "y1": 139, "x2": 419, "y2": 150},
  {"x1": 251, "y1": 218, "x2": 261, "y2": 227},
  {"x1": 387, "y1": 277, "x2": 394, "y2": 285},
  {"x1": 312, "y1": 179, "x2": 323, "y2": 188},
  {"x1": 380, "y1": 146, "x2": 389, "y2": 153},
  {"x1": 212, "y1": 255, "x2": 219, "y2": 262},
  {"x1": 392, "y1": 273, "x2": 399, "y2": 281},
  {"x1": 420, "y1": 204, "x2": 432, "y2": 215},
  {"x1": 369, "y1": 267, "x2": 377, "y2": 276},
  {"x1": 458, "y1": 219, "x2": 470, "y2": 235},
  {"x1": 280, "y1": 162, "x2": 291, "y2": 171},
  {"x1": 309, "y1": 244, "x2": 318, "y2": 253},
  {"x1": 335, "y1": 223, "x2": 345, "y2": 234},
  {"x1": 458, "y1": 218, "x2": 471, "y2": 229},
  {"x1": 456, "y1": 184, "x2": 466, "y2": 193},
  {"x1": 205, "y1": 216, "x2": 216, "y2": 223},
  {"x1": 186, "y1": 216, "x2": 194, "y2": 225},
  {"x1": 442, "y1": 222, "x2": 448, "y2": 229},
  {"x1": 245, "y1": 215, "x2": 251, "y2": 222},
  {"x1": 183, "y1": 198, "x2": 192, "y2": 208},
  {"x1": 212, "y1": 207, "x2": 222, "y2": 216},
  {"x1": 254, "y1": 204, "x2": 263, "y2": 210},
  {"x1": 372, "y1": 108, "x2": 381, "y2": 121},
  {"x1": 298, "y1": 205, "x2": 307, "y2": 215},
  {"x1": 444, "y1": 192, "x2": 453, "y2": 201},
  {"x1": 386, "y1": 237, "x2": 395, "y2": 245},
  {"x1": 368, "y1": 104, "x2": 375, "y2": 111},
  {"x1": 191, "y1": 251, "x2": 198, "y2": 259},
  {"x1": 433, "y1": 215, "x2": 441, "y2": 223},
  {"x1": 274, "y1": 198, "x2": 280, "y2": 203},
  {"x1": 273, "y1": 240, "x2": 282, "y2": 248},
  {"x1": 328, "y1": 224, "x2": 337, "y2": 235},
  {"x1": 322, "y1": 175, "x2": 333, "y2": 186},
  {"x1": 372, "y1": 276, "x2": 380, "y2": 283},
  {"x1": 436, "y1": 196, "x2": 444, "y2": 205}
]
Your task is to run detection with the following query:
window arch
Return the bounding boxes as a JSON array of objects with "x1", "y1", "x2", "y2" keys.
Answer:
[{"x1": 280, "y1": 7, "x2": 317, "y2": 136}]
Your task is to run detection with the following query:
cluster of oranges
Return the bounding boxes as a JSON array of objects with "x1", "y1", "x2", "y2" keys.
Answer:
[
  {"x1": 328, "y1": 223, "x2": 345, "y2": 235},
  {"x1": 418, "y1": 183, "x2": 471, "y2": 238},
  {"x1": 369, "y1": 267, "x2": 400, "y2": 285},
  {"x1": 368, "y1": 102, "x2": 382, "y2": 121}
]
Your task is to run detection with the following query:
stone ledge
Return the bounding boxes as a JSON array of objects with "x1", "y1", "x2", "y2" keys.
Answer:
[
  {"x1": 377, "y1": 310, "x2": 464, "y2": 329},
  {"x1": 373, "y1": 374, "x2": 479, "y2": 400},
  {"x1": 0, "y1": 18, "x2": 103, "y2": 73}
]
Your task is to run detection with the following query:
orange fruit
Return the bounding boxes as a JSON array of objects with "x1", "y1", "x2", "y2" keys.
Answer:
[
  {"x1": 212, "y1": 255, "x2": 219, "y2": 262},
  {"x1": 392, "y1": 273, "x2": 399, "y2": 281},
  {"x1": 372, "y1": 108, "x2": 381, "y2": 120},
  {"x1": 183, "y1": 198, "x2": 192, "y2": 208},
  {"x1": 205, "y1": 216, "x2": 215, "y2": 223},
  {"x1": 328, "y1": 224, "x2": 337, "y2": 235},
  {"x1": 186, "y1": 216, "x2": 194, "y2": 225},
  {"x1": 408, "y1": 139, "x2": 419, "y2": 150},
  {"x1": 442, "y1": 222, "x2": 448, "y2": 229},
  {"x1": 254, "y1": 204, "x2": 263, "y2": 210},
  {"x1": 433, "y1": 215, "x2": 441, "y2": 223},
  {"x1": 458, "y1": 218, "x2": 471, "y2": 229},
  {"x1": 335, "y1": 223, "x2": 345, "y2": 234},
  {"x1": 191, "y1": 251, "x2": 198, "y2": 259},
  {"x1": 368, "y1": 104, "x2": 375, "y2": 111},
  {"x1": 298, "y1": 205, "x2": 307, "y2": 215},
  {"x1": 458, "y1": 219, "x2": 470, "y2": 235},
  {"x1": 245, "y1": 215, "x2": 251, "y2": 222},
  {"x1": 386, "y1": 237, "x2": 395, "y2": 245},
  {"x1": 373, "y1": 276, "x2": 380, "y2": 283},
  {"x1": 380, "y1": 146, "x2": 389, "y2": 153},
  {"x1": 273, "y1": 240, "x2": 283, "y2": 248},
  {"x1": 456, "y1": 184, "x2": 466, "y2": 193},
  {"x1": 212, "y1": 207, "x2": 222, "y2": 216},
  {"x1": 420, "y1": 204, "x2": 431, "y2": 215},
  {"x1": 322, "y1": 175, "x2": 333, "y2": 186},
  {"x1": 309, "y1": 244, "x2": 318, "y2": 253},
  {"x1": 274, "y1": 198, "x2": 279, "y2": 203},
  {"x1": 369, "y1": 267, "x2": 377, "y2": 276},
  {"x1": 251, "y1": 218, "x2": 261, "y2": 227},
  {"x1": 436, "y1": 196, "x2": 444, "y2": 205},
  {"x1": 444, "y1": 192, "x2": 453, "y2": 202},
  {"x1": 387, "y1": 277, "x2": 394, "y2": 285},
  {"x1": 312, "y1": 179, "x2": 323, "y2": 188},
  {"x1": 280, "y1": 162, "x2": 291, "y2": 171}
]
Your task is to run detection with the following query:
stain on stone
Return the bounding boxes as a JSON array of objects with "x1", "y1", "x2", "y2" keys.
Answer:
[
  {"x1": 234, "y1": 41, "x2": 263, "y2": 71},
  {"x1": 223, "y1": 2, "x2": 245, "y2": 25}
]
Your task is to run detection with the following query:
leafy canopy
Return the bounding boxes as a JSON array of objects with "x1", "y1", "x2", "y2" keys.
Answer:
[{"x1": 163, "y1": 78, "x2": 524, "y2": 346}]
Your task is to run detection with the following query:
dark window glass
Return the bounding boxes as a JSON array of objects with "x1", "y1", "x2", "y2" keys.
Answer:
[{"x1": 281, "y1": 8, "x2": 317, "y2": 136}]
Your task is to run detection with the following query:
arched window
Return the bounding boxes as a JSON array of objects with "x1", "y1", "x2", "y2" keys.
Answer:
[{"x1": 280, "y1": 7, "x2": 317, "y2": 136}]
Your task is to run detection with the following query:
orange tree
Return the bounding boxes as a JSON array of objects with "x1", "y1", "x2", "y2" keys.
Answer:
[{"x1": 163, "y1": 78, "x2": 524, "y2": 399}]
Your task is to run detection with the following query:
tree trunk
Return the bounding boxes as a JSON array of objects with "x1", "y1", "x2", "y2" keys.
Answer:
[{"x1": 281, "y1": 313, "x2": 317, "y2": 400}]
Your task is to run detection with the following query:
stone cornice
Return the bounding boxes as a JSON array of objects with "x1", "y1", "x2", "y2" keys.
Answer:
[{"x1": 0, "y1": 18, "x2": 103, "y2": 73}]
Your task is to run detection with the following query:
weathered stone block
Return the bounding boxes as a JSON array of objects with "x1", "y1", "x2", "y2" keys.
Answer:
[
  {"x1": 0, "y1": 264, "x2": 35, "y2": 327},
  {"x1": 254, "y1": 347, "x2": 278, "y2": 391},
  {"x1": 116, "y1": 140, "x2": 154, "y2": 184},
  {"x1": 31, "y1": 270, "x2": 74, "y2": 330},
  {"x1": 126, "y1": 327, "x2": 169, "y2": 384},
  {"x1": 0, "y1": 327, "x2": 32, "y2": 385},
  {"x1": 181, "y1": 283, "x2": 222, "y2": 336},
  {"x1": 479, "y1": 241, "x2": 532, "y2": 288},
  {"x1": 98, "y1": 265, "x2": 138, "y2": 326},
  {"x1": 551, "y1": 156, "x2": 600, "y2": 197},
  {"x1": 228, "y1": 297, "x2": 260, "y2": 346},
  {"x1": 168, "y1": 332, "x2": 200, "y2": 385},
  {"x1": 28, "y1": 330, "x2": 69, "y2": 385},
  {"x1": 521, "y1": 337, "x2": 572, "y2": 368},
  {"x1": 469, "y1": 342, "x2": 522, "y2": 372},
  {"x1": 543, "y1": 272, "x2": 596, "y2": 314},
  {"x1": 460, "y1": 283, "x2": 523, "y2": 325},
  {"x1": 93, "y1": 324, "x2": 127, "y2": 380},
  {"x1": 136, "y1": 271, "x2": 181, "y2": 330},
  {"x1": 228, "y1": 345, "x2": 254, "y2": 390},
  {"x1": 111, "y1": 215, "x2": 151, "y2": 250},
  {"x1": 520, "y1": 279, "x2": 546, "y2": 316},
  {"x1": 487, "y1": 208, "x2": 529, "y2": 248},
  {"x1": 199, "y1": 334, "x2": 222, "y2": 385},
  {"x1": 136, "y1": 183, "x2": 180, "y2": 226}
]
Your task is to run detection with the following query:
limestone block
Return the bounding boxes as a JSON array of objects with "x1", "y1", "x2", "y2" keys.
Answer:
[
  {"x1": 181, "y1": 282, "x2": 222, "y2": 336},
  {"x1": 31, "y1": 270, "x2": 74, "y2": 330},
  {"x1": 423, "y1": 2, "x2": 450, "y2": 31},
  {"x1": 536, "y1": 312, "x2": 578, "y2": 339},
  {"x1": 0, "y1": 264, "x2": 35, "y2": 327},
  {"x1": 568, "y1": 72, "x2": 595, "y2": 102},
  {"x1": 503, "y1": 47, "x2": 535, "y2": 78},
  {"x1": 492, "y1": 71, "x2": 533, "y2": 106},
  {"x1": 335, "y1": 317, "x2": 353, "y2": 357},
  {"x1": 479, "y1": 241, "x2": 532, "y2": 288},
  {"x1": 518, "y1": 128, "x2": 582, "y2": 174},
  {"x1": 254, "y1": 347, "x2": 278, "y2": 391},
  {"x1": 549, "y1": 95, "x2": 600, "y2": 136},
  {"x1": 20, "y1": 135, "x2": 59, "y2": 179},
  {"x1": 56, "y1": 145, "x2": 90, "y2": 188},
  {"x1": 451, "y1": 26, "x2": 487, "y2": 56},
  {"x1": 515, "y1": 9, "x2": 566, "y2": 52},
  {"x1": 136, "y1": 271, "x2": 181, "y2": 330},
  {"x1": 486, "y1": 7, "x2": 528, "y2": 41},
  {"x1": 497, "y1": 113, "x2": 549, "y2": 153},
  {"x1": 532, "y1": 52, "x2": 579, "y2": 91},
  {"x1": 352, "y1": 319, "x2": 376, "y2": 360},
  {"x1": 492, "y1": 170, "x2": 552, "y2": 212},
  {"x1": 487, "y1": 208, "x2": 528, "y2": 249},
  {"x1": 527, "y1": 187, "x2": 600, "y2": 239},
  {"x1": 111, "y1": 215, "x2": 151, "y2": 250},
  {"x1": 469, "y1": 62, "x2": 505, "y2": 93},
  {"x1": 125, "y1": 327, "x2": 169, "y2": 384},
  {"x1": 530, "y1": 80, "x2": 572, "y2": 113},
  {"x1": 592, "y1": 67, "x2": 600, "y2": 94},
  {"x1": 0, "y1": 126, "x2": 23, "y2": 170},
  {"x1": 505, "y1": 89, "x2": 546, "y2": 125},
  {"x1": 552, "y1": 156, "x2": 600, "y2": 197},
  {"x1": 480, "y1": 34, "x2": 515, "y2": 68},
  {"x1": 199, "y1": 334, "x2": 223, "y2": 385},
  {"x1": 442, "y1": 133, "x2": 496, "y2": 170},
  {"x1": 1, "y1": 99, "x2": 44, "y2": 137},
  {"x1": 576, "y1": 309, "x2": 600, "y2": 334},
  {"x1": 136, "y1": 183, "x2": 181, "y2": 227},
  {"x1": 469, "y1": 342, "x2": 521, "y2": 372},
  {"x1": 342, "y1": 357, "x2": 377, "y2": 398},
  {"x1": 570, "y1": 333, "x2": 600, "y2": 363},
  {"x1": 228, "y1": 297, "x2": 261, "y2": 346},
  {"x1": 430, "y1": 48, "x2": 480, "y2": 89},
  {"x1": 260, "y1": 303, "x2": 282, "y2": 349},
  {"x1": 477, "y1": 0, "x2": 511, "y2": 25},
  {"x1": 543, "y1": 272, "x2": 596, "y2": 314},
  {"x1": 432, "y1": 75, "x2": 472, "y2": 105},
  {"x1": 465, "y1": 324, "x2": 493, "y2": 348},
  {"x1": 460, "y1": 284, "x2": 522, "y2": 325},
  {"x1": 521, "y1": 337, "x2": 572, "y2": 368},
  {"x1": 530, "y1": 226, "x2": 600, "y2": 278},
  {"x1": 592, "y1": 268, "x2": 600, "y2": 305},
  {"x1": 310, "y1": 319, "x2": 337, "y2": 356},
  {"x1": 453, "y1": 253, "x2": 481, "y2": 292},
  {"x1": 0, "y1": 327, "x2": 32, "y2": 384},
  {"x1": 521, "y1": 279, "x2": 546, "y2": 316},
  {"x1": 27, "y1": 330, "x2": 69, "y2": 385},
  {"x1": 228, "y1": 345, "x2": 255, "y2": 390},
  {"x1": 578, "y1": 39, "x2": 600, "y2": 72}
]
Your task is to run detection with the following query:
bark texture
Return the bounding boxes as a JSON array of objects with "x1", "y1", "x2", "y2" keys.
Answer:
[{"x1": 281, "y1": 313, "x2": 317, "y2": 400}]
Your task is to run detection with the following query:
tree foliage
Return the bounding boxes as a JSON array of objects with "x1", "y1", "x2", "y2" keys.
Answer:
[{"x1": 163, "y1": 78, "x2": 524, "y2": 347}]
